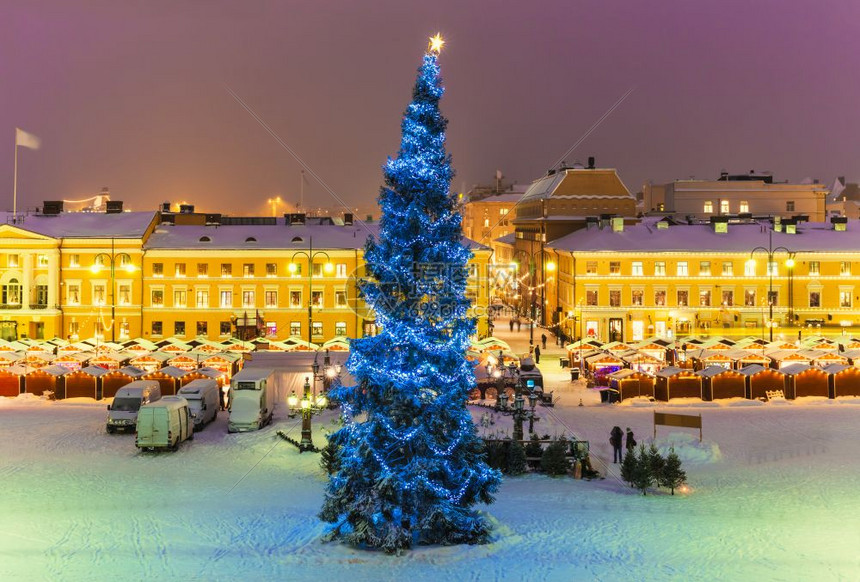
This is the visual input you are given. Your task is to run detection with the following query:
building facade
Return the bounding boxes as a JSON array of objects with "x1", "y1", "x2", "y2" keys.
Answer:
[
  {"x1": 547, "y1": 217, "x2": 860, "y2": 343},
  {"x1": 0, "y1": 206, "x2": 491, "y2": 343}
]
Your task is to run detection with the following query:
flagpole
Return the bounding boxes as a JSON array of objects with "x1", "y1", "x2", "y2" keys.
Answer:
[{"x1": 12, "y1": 132, "x2": 18, "y2": 223}]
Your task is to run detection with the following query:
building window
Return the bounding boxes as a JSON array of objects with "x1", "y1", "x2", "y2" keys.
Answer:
[
  {"x1": 609, "y1": 262, "x2": 621, "y2": 276},
  {"x1": 809, "y1": 291, "x2": 821, "y2": 308},
  {"x1": 312, "y1": 321, "x2": 323, "y2": 337},
  {"x1": 586, "y1": 290, "x2": 598, "y2": 306},
  {"x1": 311, "y1": 291, "x2": 323, "y2": 307},
  {"x1": 677, "y1": 290, "x2": 688, "y2": 306},
  {"x1": 153, "y1": 263, "x2": 163, "y2": 277},
  {"x1": 289, "y1": 263, "x2": 302, "y2": 277},
  {"x1": 586, "y1": 261, "x2": 598, "y2": 275},
  {"x1": 67, "y1": 284, "x2": 81, "y2": 305},
  {"x1": 175, "y1": 263, "x2": 186, "y2": 278},
  {"x1": 840, "y1": 261, "x2": 851, "y2": 276},
  {"x1": 654, "y1": 262, "x2": 666, "y2": 276},
  {"x1": 335, "y1": 321, "x2": 347, "y2": 336},
  {"x1": 744, "y1": 289, "x2": 756, "y2": 306},
  {"x1": 198, "y1": 263, "x2": 208, "y2": 277},
  {"x1": 152, "y1": 321, "x2": 163, "y2": 336},
  {"x1": 151, "y1": 289, "x2": 164, "y2": 307},
  {"x1": 654, "y1": 290, "x2": 666, "y2": 306},
  {"x1": 722, "y1": 262, "x2": 733, "y2": 276},
  {"x1": 483, "y1": 218, "x2": 490, "y2": 228},
  {"x1": 703, "y1": 201, "x2": 713, "y2": 214},
  {"x1": 36, "y1": 284, "x2": 48, "y2": 306},
  {"x1": 243, "y1": 264, "x2": 254, "y2": 278},
  {"x1": 242, "y1": 290, "x2": 255, "y2": 308},
  {"x1": 221, "y1": 263, "x2": 232, "y2": 277},
  {"x1": 631, "y1": 262, "x2": 643, "y2": 276},
  {"x1": 69, "y1": 320, "x2": 79, "y2": 337},
  {"x1": 744, "y1": 260, "x2": 756, "y2": 277},
  {"x1": 290, "y1": 321, "x2": 301, "y2": 337},
  {"x1": 609, "y1": 290, "x2": 621, "y2": 307},
  {"x1": 768, "y1": 291, "x2": 778, "y2": 306},
  {"x1": 93, "y1": 284, "x2": 106, "y2": 306},
  {"x1": 767, "y1": 261, "x2": 778, "y2": 277},
  {"x1": 699, "y1": 289, "x2": 711, "y2": 307},
  {"x1": 786, "y1": 201, "x2": 795, "y2": 212},
  {"x1": 335, "y1": 291, "x2": 347, "y2": 307},
  {"x1": 809, "y1": 261, "x2": 820, "y2": 276},
  {"x1": 265, "y1": 290, "x2": 277, "y2": 308},
  {"x1": 69, "y1": 254, "x2": 80, "y2": 267},
  {"x1": 1, "y1": 279, "x2": 21, "y2": 305},
  {"x1": 840, "y1": 290, "x2": 852, "y2": 308},
  {"x1": 699, "y1": 261, "x2": 710, "y2": 276},
  {"x1": 721, "y1": 290, "x2": 734, "y2": 306},
  {"x1": 196, "y1": 289, "x2": 209, "y2": 308},
  {"x1": 631, "y1": 289, "x2": 643, "y2": 306},
  {"x1": 336, "y1": 263, "x2": 347, "y2": 278},
  {"x1": 266, "y1": 321, "x2": 277, "y2": 337},
  {"x1": 174, "y1": 289, "x2": 187, "y2": 308},
  {"x1": 290, "y1": 291, "x2": 302, "y2": 308},
  {"x1": 220, "y1": 290, "x2": 232, "y2": 308},
  {"x1": 7, "y1": 254, "x2": 19, "y2": 268},
  {"x1": 220, "y1": 321, "x2": 231, "y2": 336},
  {"x1": 266, "y1": 263, "x2": 277, "y2": 277},
  {"x1": 720, "y1": 200, "x2": 730, "y2": 214},
  {"x1": 739, "y1": 201, "x2": 749, "y2": 213},
  {"x1": 174, "y1": 321, "x2": 185, "y2": 336},
  {"x1": 118, "y1": 284, "x2": 131, "y2": 305},
  {"x1": 677, "y1": 262, "x2": 688, "y2": 276},
  {"x1": 37, "y1": 254, "x2": 49, "y2": 267},
  {"x1": 197, "y1": 321, "x2": 208, "y2": 336}
]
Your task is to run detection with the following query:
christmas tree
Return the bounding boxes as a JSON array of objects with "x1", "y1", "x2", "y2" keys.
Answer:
[
  {"x1": 659, "y1": 447, "x2": 687, "y2": 495},
  {"x1": 319, "y1": 35, "x2": 501, "y2": 553}
]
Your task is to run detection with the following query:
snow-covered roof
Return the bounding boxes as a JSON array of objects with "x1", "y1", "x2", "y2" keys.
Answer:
[
  {"x1": 695, "y1": 365, "x2": 739, "y2": 378},
  {"x1": 0, "y1": 211, "x2": 157, "y2": 239},
  {"x1": 547, "y1": 220, "x2": 860, "y2": 253},
  {"x1": 520, "y1": 168, "x2": 633, "y2": 203}
]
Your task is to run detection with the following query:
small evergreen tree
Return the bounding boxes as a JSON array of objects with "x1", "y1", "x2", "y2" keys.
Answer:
[
  {"x1": 485, "y1": 440, "x2": 507, "y2": 472},
  {"x1": 506, "y1": 439, "x2": 528, "y2": 476},
  {"x1": 659, "y1": 447, "x2": 687, "y2": 495},
  {"x1": 630, "y1": 444, "x2": 654, "y2": 495},
  {"x1": 620, "y1": 449, "x2": 637, "y2": 486},
  {"x1": 540, "y1": 438, "x2": 571, "y2": 476},
  {"x1": 320, "y1": 438, "x2": 341, "y2": 475},
  {"x1": 525, "y1": 433, "x2": 543, "y2": 458},
  {"x1": 647, "y1": 443, "x2": 665, "y2": 486}
]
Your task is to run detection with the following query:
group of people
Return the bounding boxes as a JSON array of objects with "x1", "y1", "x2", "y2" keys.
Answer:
[{"x1": 610, "y1": 426, "x2": 636, "y2": 463}]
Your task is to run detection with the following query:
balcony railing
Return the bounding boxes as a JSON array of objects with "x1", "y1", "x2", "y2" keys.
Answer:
[{"x1": 0, "y1": 303, "x2": 22, "y2": 310}]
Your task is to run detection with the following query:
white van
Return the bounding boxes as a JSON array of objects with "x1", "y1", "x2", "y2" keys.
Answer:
[
  {"x1": 106, "y1": 380, "x2": 162, "y2": 433},
  {"x1": 228, "y1": 368, "x2": 275, "y2": 433},
  {"x1": 135, "y1": 396, "x2": 194, "y2": 451},
  {"x1": 178, "y1": 379, "x2": 219, "y2": 429}
]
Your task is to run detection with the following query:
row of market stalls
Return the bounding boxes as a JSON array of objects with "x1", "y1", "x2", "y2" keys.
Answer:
[
  {"x1": 567, "y1": 335, "x2": 860, "y2": 402},
  {"x1": 0, "y1": 336, "x2": 351, "y2": 400}
]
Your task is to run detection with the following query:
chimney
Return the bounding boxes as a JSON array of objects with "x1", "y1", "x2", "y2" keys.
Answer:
[
  {"x1": 179, "y1": 204, "x2": 195, "y2": 214},
  {"x1": 161, "y1": 202, "x2": 172, "y2": 213},
  {"x1": 599, "y1": 213, "x2": 613, "y2": 229},
  {"x1": 42, "y1": 201, "x2": 63, "y2": 215},
  {"x1": 289, "y1": 213, "x2": 306, "y2": 225},
  {"x1": 343, "y1": 212, "x2": 354, "y2": 226},
  {"x1": 587, "y1": 156, "x2": 595, "y2": 169},
  {"x1": 205, "y1": 213, "x2": 222, "y2": 225},
  {"x1": 105, "y1": 200, "x2": 123, "y2": 214},
  {"x1": 585, "y1": 216, "x2": 599, "y2": 230}
]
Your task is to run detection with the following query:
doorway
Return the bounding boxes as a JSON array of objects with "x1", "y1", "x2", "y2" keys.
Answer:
[
  {"x1": 0, "y1": 321, "x2": 17, "y2": 341},
  {"x1": 609, "y1": 318, "x2": 623, "y2": 343}
]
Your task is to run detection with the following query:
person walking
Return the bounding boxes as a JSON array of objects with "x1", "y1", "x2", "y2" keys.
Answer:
[
  {"x1": 516, "y1": 318, "x2": 521, "y2": 332},
  {"x1": 610, "y1": 426, "x2": 624, "y2": 463},
  {"x1": 625, "y1": 427, "x2": 636, "y2": 453},
  {"x1": 534, "y1": 345, "x2": 541, "y2": 364},
  {"x1": 541, "y1": 333, "x2": 547, "y2": 350},
  {"x1": 509, "y1": 318, "x2": 515, "y2": 332}
]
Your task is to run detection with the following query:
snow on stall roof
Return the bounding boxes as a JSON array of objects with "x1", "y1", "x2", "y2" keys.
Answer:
[
  {"x1": 0, "y1": 211, "x2": 157, "y2": 238},
  {"x1": 547, "y1": 219, "x2": 860, "y2": 252}
]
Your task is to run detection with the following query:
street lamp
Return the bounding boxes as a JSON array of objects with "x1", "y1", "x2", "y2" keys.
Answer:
[
  {"x1": 748, "y1": 229, "x2": 794, "y2": 341},
  {"x1": 512, "y1": 249, "x2": 555, "y2": 346},
  {"x1": 90, "y1": 239, "x2": 135, "y2": 343},
  {"x1": 289, "y1": 236, "x2": 334, "y2": 345},
  {"x1": 287, "y1": 374, "x2": 330, "y2": 452},
  {"x1": 267, "y1": 196, "x2": 282, "y2": 217},
  {"x1": 494, "y1": 363, "x2": 538, "y2": 442}
]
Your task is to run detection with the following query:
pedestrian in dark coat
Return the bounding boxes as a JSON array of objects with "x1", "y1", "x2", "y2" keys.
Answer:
[
  {"x1": 541, "y1": 333, "x2": 547, "y2": 350},
  {"x1": 509, "y1": 319, "x2": 515, "y2": 332},
  {"x1": 610, "y1": 426, "x2": 624, "y2": 463},
  {"x1": 625, "y1": 428, "x2": 636, "y2": 452},
  {"x1": 534, "y1": 345, "x2": 541, "y2": 364},
  {"x1": 516, "y1": 319, "x2": 521, "y2": 331}
]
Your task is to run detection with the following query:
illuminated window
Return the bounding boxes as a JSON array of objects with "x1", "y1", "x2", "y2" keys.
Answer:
[
  {"x1": 196, "y1": 289, "x2": 209, "y2": 308},
  {"x1": 242, "y1": 290, "x2": 255, "y2": 308},
  {"x1": 677, "y1": 262, "x2": 688, "y2": 276},
  {"x1": 336, "y1": 263, "x2": 347, "y2": 278},
  {"x1": 197, "y1": 263, "x2": 208, "y2": 277},
  {"x1": 67, "y1": 284, "x2": 81, "y2": 305},
  {"x1": 631, "y1": 262, "x2": 643, "y2": 276},
  {"x1": 699, "y1": 289, "x2": 711, "y2": 306},
  {"x1": 631, "y1": 289, "x2": 643, "y2": 306},
  {"x1": 677, "y1": 290, "x2": 688, "y2": 306},
  {"x1": 699, "y1": 262, "x2": 710, "y2": 276},
  {"x1": 175, "y1": 263, "x2": 186, "y2": 278},
  {"x1": 151, "y1": 289, "x2": 164, "y2": 307},
  {"x1": 197, "y1": 321, "x2": 208, "y2": 336},
  {"x1": 745, "y1": 261, "x2": 756, "y2": 277},
  {"x1": 290, "y1": 322, "x2": 301, "y2": 336},
  {"x1": 586, "y1": 290, "x2": 598, "y2": 306},
  {"x1": 840, "y1": 290, "x2": 852, "y2": 308},
  {"x1": 739, "y1": 201, "x2": 749, "y2": 213},
  {"x1": 654, "y1": 290, "x2": 666, "y2": 306},
  {"x1": 118, "y1": 284, "x2": 131, "y2": 305},
  {"x1": 174, "y1": 321, "x2": 185, "y2": 336},
  {"x1": 174, "y1": 289, "x2": 187, "y2": 308},
  {"x1": 335, "y1": 321, "x2": 347, "y2": 336},
  {"x1": 586, "y1": 261, "x2": 598, "y2": 275},
  {"x1": 221, "y1": 263, "x2": 232, "y2": 277},
  {"x1": 841, "y1": 262, "x2": 851, "y2": 276},
  {"x1": 243, "y1": 264, "x2": 254, "y2": 278},
  {"x1": 767, "y1": 261, "x2": 778, "y2": 277},
  {"x1": 312, "y1": 291, "x2": 323, "y2": 307},
  {"x1": 768, "y1": 291, "x2": 778, "y2": 306},
  {"x1": 654, "y1": 262, "x2": 666, "y2": 276},
  {"x1": 7, "y1": 254, "x2": 19, "y2": 268},
  {"x1": 723, "y1": 262, "x2": 734, "y2": 276},
  {"x1": 703, "y1": 201, "x2": 713, "y2": 213},
  {"x1": 153, "y1": 263, "x2": 163, "y2": 277},
  {"x1": 312, "y1": 321, "x2": 323, "y2": 337},
  {"x1": 152, "y1": 321, "x2": 163, "y2": 336},
  {"x1": 809, "y1": 261, "x2": 820, "y2": 276},
  {"x1": 609, "y1": 290, "x2": 621, "y2": 307},
  {"x1": 720, "y1": 200, "x2": 730, "y2": 214},
  {"x1": 266, "y1": 263, "x2": 277, "y2": 277},
  {"x1": 809, "y1": 291, "x2": 821, "y2": 308},
  {"x1": 219, "y1": 290, "x2": 232, "y2": 308},
  {"x1": 721, "y1": 290, "x2": 734, "y2": 306},
  {"x1": 290, "y1": 291, "x2": 302, "y2": 308},
  {"x1": 37, "y1": 254, "x2": 49, "y2": 267},
  {"x1": 69, "y1": 254, "x2": 80, "y2": 267},
  {"x1": 609, "y1": 262, "x2": 621, "y2": 276},
  {"x1": 93, "y1": 284, "x2": 106, "y2": 306},
  {"x1": 335, "y1": 291, "x2": 347, "y2": 307},
  {"x1": 265, "y1": 290, "x2": 278, "y2": 307},
  {"x1": 744, "y1": 290, "x2": 756, "y2": 306},
  {"x1": 219, "y1": 321, "x2": 231, "y2": 335}
]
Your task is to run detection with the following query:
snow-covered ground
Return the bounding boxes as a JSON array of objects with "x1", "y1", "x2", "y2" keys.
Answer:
[{"x1": 2, "y1": 391, "x2": 859, "y2": 581}]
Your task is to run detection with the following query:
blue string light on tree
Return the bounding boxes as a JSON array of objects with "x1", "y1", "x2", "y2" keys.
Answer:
[{"x1": 319, "y1": 34, "x2": 501, "y2": 553}]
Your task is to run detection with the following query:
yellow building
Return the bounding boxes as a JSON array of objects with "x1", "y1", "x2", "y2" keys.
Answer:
[
  {"x1": 547, "y1": 216, "x2": 860, "y2": 343},
  {"x1": 0, "y1": 206, "x2": 491, "y2": 343}
]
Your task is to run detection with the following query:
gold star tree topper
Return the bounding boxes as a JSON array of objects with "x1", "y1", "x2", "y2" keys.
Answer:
[{"x1": 428, "y1": 33, "x2": 445, "y2": 54}]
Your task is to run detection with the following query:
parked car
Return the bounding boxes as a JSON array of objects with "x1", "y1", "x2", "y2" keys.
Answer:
[
  {"x1": 106, "y1": 380, "x2": 162, "y2": 434},
  {"x1": 177, "y1": 379, "x2": 219, "y2": 429},
  {"x1": 136, "y1": 396, "x2": 194, "y2": 451}
]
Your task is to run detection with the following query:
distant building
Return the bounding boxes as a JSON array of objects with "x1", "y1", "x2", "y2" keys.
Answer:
[
  {"x1": 643, "y1": 171, "x2": 828, "y2": 221},
  {"x1": 826, "y1": 176, "x2": 860, "y2": 219}
]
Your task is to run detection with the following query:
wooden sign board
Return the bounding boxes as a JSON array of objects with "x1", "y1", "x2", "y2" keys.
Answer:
[{"x1": 654, "y1": 411, "x2": 702, "y2": 441}]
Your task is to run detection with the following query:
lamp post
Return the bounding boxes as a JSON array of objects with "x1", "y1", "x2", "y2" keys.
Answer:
[
  {"x1": 289, "y1": 236, "x2": 333, "y2": 345},
  {"x1": 493, "y1": 363, "x2": 538, "y2": 442},
  {"x1": 748, "y1": 229, "x2": 794, "y2": 342},
  {"x1": 512, "y1": 249, "x2": 555, "y2": 346},
  {"x1": 90, "y1": 239, "x2": 135, "y2": 343}
]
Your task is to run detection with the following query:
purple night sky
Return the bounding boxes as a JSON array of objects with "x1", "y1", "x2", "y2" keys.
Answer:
[{"x1": 2, "y1": 0, "x2": 859, "y2": 216}]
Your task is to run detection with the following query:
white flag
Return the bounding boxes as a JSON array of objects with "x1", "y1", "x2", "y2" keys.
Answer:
[{"x1": 15, "y1": 128, "x2": 40, "y2": 150}]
